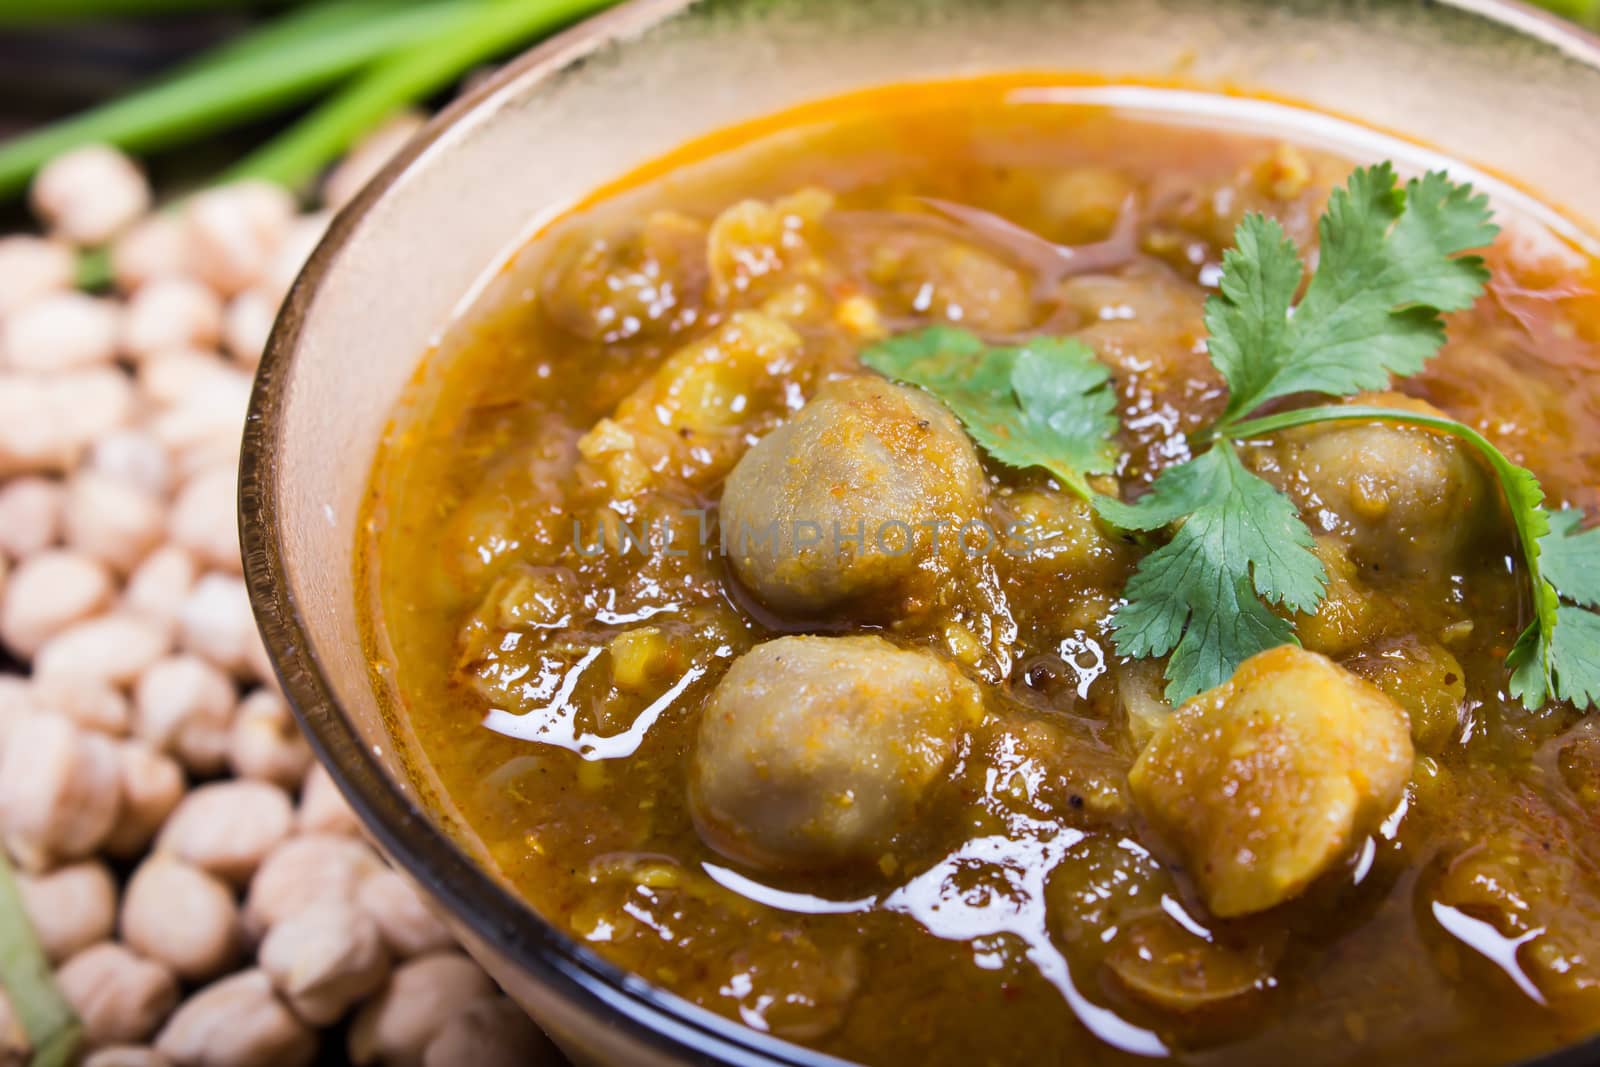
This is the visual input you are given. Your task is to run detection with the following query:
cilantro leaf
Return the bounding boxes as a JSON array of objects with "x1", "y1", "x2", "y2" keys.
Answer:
[
  {"x1": 861, "y1": 325, "x2": 1119, "y2": 499},
  {"x1": 1541, "y1": 509, "x2": 1600, "y2": 609},
  {"x1": 1553, "y1": 606, "x2": 1600, "y2": 708},
  {"x1": 1506, "y1": 582, "x2": 1560, "y2": 710},
  {"x1": 1097, "y1": 441, "x2": 1326, "y2": 702},
  {"x1": 1511, "y1": 508, "x2": 1600, "y2": 710},
  {"x1": 1213, "y1": 164, "x2": 1498, "y2": 425}
]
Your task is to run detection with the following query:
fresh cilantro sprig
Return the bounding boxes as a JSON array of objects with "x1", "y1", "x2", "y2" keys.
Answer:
[
  {"x1": 1223, "y1": 403, "x2": 1600, "y2": 710},
  {"x1": 1100, "y1": 165, "x2": 1504, "y2": 702},
  {"x1": 861, "y1": 325, "x2": 1119, "y2": 501},
  {"x1": 1511, "y1": 508, "x2": 1600, "y2": 710},
  {"x1": 1209, "y1": 165, "x2": 1497, "y2": 431},
  {"x1": 1096, "y1": 440, "x2": 1324, "y2": 697},
  {"x1": 856, "y1": 164, "x2": 1600, "y2": 712}
]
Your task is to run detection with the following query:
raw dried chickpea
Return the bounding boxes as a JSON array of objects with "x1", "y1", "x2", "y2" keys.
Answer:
[
  {"x1": 0, "y1": 235, "x2": 74, "y2": 314},
  {"x1": 0, "y1": 548, "x2": 115, "y2": 656},
  {"x1": 176, "y1": 574, "x2": 260, "y2": 678},
  {"x1": 89, "y1": 429, "x2": 174, "y2": 500},
  {"x1": 0, "y1": 476, "x2": 64, "y2": 558},
  {"x1": 64, "y1": 471, "x2": 167, "y2": 573},
  {"x1": 169, "y1": 466, "x2": 243, "y2": 575},
  {"x1": 261, "y1": 213, "x2": 329, "y2": 305},
  {"x1": 57, "y1": 942, "x2": 180, "y2": 1048},
  {"x1": 105, "y1": 741, "x2": 186, "y2": 857},
  {"x1": 133, "y1": 653, "x2": 236, "y2": 774},
  {"x1": 422, "y1": 996, "x2": 561, "y2": 1067},
  {"x1": 33, "y1": 612, "x2": 171, "y2": 690},
  {"x1": 0, "y1": 711, "x2": 121, "y2": 870},
  {"x1": 356, "y1": 869, "x2": 454, "y2": 959},
  {"x1": 183, "y1": 181, "x2": 294, "y2": 296},
  {"x1": 122, "y1": 279, "x2": 224, "y2": 362},
  {"x1": 122, "y1": 856, "x2": 240, "y2": 981},
  {"x1": 227, "y1": 689, "x2": 310, "y2": 788},
  {"x1": 155, "y1": 970, "x2": 316, "y2": 1067},
  {"x1": 0, "y1": 990, "x2": 24, "y2": 1067},
  {"x1": 296, "y1": 763, "x2": 361, "y2": 838},
  {"x1": 0, "y1": 291, "x2": 121, "y2": 372},
  {"x1": 348, "y1": 953, "x2": 496, "y2": 1067},
  {"x1": 0, "y1": 368, "x2": 133, "y2": 476},
  {"x1": 222, "y1": 289, "x2": 275, "y2": 367},
  {"x1": 243, "y1": 834, "x2": 383, "y2": 940},
  {"x1": 122, "y1": 545, "x2": 198, "y2": 626},
  {"x1": 259, "y1": 898, "x2": 390, "y2": 1025},
  {"x1": 322, "y1": 113, "x2": 425, "y2": 210},
  {"x1": 110, "y1": 213, "x2": 192, "y2": 292},
  {"x1": 35, "y1": 673, "x2": 133, "y2": 736},
  {"x1": 16, "y1": 859, "x2": 117, "y2": 963},
  {"x1": 30, "y1": 144, "x2": 151, "y2": 246},
  {"x1": 84, "y1": 1046, "x2": 173, "y2": 1067},
  {"x1": 156, "y1": 780, "x2": 292, "y2": 886}
]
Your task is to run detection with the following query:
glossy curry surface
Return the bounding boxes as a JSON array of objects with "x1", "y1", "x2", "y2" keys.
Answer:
[{"x1": 360, "y1": 79, "x2": 1600, "y2": 1066}]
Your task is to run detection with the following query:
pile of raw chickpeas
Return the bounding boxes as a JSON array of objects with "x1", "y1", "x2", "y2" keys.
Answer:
[{"x1": 0, "y1": 119, "x2": 560, "y2": 1067}]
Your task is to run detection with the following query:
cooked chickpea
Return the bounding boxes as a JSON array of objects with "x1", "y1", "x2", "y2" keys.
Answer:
[
  {"x1": 691, "y1": 635, "x2": 982, "y2": 872},
  {"x1": 721, "y1": 377, "x2": 987, "y2": 618},
  {"x1": 1130, "y1": 646, "x2": 1413, "y2": 916},
  {"x1": 1266, "y1": 392, "x2": 1490, "y2": 578}
]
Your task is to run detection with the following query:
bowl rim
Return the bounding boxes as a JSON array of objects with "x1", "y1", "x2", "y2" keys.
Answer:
[{"x1": 239, "y1": 1, "x2": 1600, "y2": 1064}]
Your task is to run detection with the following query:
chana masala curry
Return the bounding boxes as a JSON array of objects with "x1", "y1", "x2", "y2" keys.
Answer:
[{"x1": 360, "y1": 79, "x2": 1600, "y2": 1065}]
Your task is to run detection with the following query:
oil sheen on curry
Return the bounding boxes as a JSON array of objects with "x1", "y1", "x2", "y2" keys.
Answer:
[{"x1": 360, "y1": 78, "x2": 1600, "y2": 1066}]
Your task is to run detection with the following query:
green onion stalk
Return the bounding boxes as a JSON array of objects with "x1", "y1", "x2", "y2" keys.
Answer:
[
  {"x1": 0, "y1": 0, "x2": 476, "y2": 197},
  {"x1": 228, "y1": 0, "x2": 615, "y2": 192},
  {"x1": 0, "y1": 850, "x2": 81, "y2": 1067}
]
